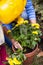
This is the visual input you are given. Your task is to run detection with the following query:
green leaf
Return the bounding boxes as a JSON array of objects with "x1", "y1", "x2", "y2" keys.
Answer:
[{"x1": 32, "y1": 41, "x2": 37, "y2": 47}]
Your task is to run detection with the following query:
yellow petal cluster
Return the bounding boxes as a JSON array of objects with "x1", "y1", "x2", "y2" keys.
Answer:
[
  {"x1": 32, "y1": 31, "x2": 38, "y2": 35},
  {"x1": 13, "y1": 57, "x2": 21, "y2": 64},
  {"x1": 15, "y1": 17, "x2": 28, "y2": 27},
  {"x1": 6, "y1": 57, "x2": 21, "y2": 65},
  {"x1": 8, "y1": 58, "x2": 14, "y2": 65},
  {"x1": 31, "y1": 23, "x2": 40, "y2": 29},
  {"x1": 17, "y1": 17, "x2": 24, "y2": 25},
  {"x1": 24, "y1": 20, "x2": 28, "y2": 24},
  {"x1": 7, "y1": 30, "x2": 11, "y2": 34}
]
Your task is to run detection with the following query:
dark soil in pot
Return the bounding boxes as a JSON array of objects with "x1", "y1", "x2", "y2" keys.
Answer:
[{"x1": 23, "y1": 45, "x2": 37, "y2": 54}]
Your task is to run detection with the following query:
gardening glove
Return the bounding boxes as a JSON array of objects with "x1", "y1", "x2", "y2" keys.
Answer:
[{"x1": 11, "y1": 39, "x2": 23, "y2": 52}]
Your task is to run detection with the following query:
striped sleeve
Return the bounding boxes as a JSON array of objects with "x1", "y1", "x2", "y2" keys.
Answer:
[{"x1": 25, "y1": 0, "x2": 36, "y2": 20}]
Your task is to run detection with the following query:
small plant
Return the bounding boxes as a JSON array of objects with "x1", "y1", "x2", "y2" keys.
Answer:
[
  {"x1": 6, "y1": 18, "x2": 42, "y2": 65},
  {"x1": 12, "y1": 18, "x2": 42, "y2": 49}
]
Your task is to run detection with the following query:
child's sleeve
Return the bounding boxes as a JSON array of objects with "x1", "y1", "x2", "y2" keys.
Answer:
[{"x1": 25, "y1": 0, "x2": 36, "y2": 20}]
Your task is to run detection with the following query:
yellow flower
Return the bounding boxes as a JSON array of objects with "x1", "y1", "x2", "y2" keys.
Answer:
[
  {"x1": 7, "y1": 30, "x2": 11, "y2": 33},
  {"x1": 17, "y1": 17, "x2": 24, "y2": 24},
  {"x1": 13, "y1": 57, "x2": 21, "y2": 64},
  {"x1": 14, "y1": 17, "x2": 24, "y2": 28},
  {"x1": 24, "y1": 20, "x2": 28, "y2": 24},
  {"x1": 8, "y1": 58, "x2": 14, "y2": 65},
  {"x1": 13, "y1": 17, "x2": 28, "y2": 29},
  {"x1": 31, "y1": 23, "x2": 40, "y2": 29},
  {"x1": 32, "y1": 31, "x2": 38, "y2": 35},
  {"x1": 15, "y1": 18, "x2": 28, "y2": 28}
]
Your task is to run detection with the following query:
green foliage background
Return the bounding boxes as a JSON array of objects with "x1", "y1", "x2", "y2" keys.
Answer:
[{"x1": 32, "y1": 0, "x2": 43, "y2": 20}]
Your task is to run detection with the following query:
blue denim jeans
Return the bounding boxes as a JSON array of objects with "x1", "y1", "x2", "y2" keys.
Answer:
[
  {"x1": 3, "y1": 23, "x2": 12, "y2": 48},
  {"x1": 3, "y1": 10, "x2": 28, "y2": 48}
]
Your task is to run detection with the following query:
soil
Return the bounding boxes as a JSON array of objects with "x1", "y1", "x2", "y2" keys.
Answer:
[{"x1": 23, "y1": 45, "x2": 37, "y2": 54}]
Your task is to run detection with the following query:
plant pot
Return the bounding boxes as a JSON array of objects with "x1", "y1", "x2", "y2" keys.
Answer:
[
  {"x1": 4, "y1": 36, "x2": 39, "y2": 65},
  {"x1": 23, "y1": 44, "x2": 38, "y2": 65}
]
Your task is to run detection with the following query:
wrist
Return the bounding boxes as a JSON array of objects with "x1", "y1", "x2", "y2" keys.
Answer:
[{"x1": 30, "y1": 19, "x2": 36, "y2": 24}]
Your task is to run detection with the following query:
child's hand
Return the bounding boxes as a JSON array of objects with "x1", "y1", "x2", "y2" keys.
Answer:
[{"x1": 11, "y1": 39, "x2": 23, "y2": 52}]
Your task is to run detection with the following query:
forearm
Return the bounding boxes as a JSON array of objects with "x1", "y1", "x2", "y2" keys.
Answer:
[
  {"x1": 26, "y1": 0, "x2": 36, "y2": 23},
  {"x1": 3, "y1": 26, "x2": 23, "y2": 50},
  {"x1": 3, "y1": 26, "x2": 13, "y2": 40}
]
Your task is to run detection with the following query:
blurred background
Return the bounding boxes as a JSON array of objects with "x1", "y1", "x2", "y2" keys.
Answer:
[{"x1": 32, "y1": 0, "x2": 43, "y2": 22}]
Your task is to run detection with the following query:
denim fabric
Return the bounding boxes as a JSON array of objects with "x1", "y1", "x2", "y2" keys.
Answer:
[
  {"x1": 2, "y1": 23, "x2": 12, "y2": 30},
  {"x1": 4, "y1": 35, "x2": 12, "y2": 48},
  {"x1": 2, "y1": 24, "x2": 12, "y2": 48}
]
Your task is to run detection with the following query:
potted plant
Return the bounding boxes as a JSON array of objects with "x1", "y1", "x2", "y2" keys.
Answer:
[{"x1": 5, "y1": 18, "x2": 42, "y2": 65}]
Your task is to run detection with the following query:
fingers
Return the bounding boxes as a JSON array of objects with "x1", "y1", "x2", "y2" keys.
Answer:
[
  {"x1": 11, "y1": 39, "x2": 23, "y2": 50},
  {"x1": 14, "y1": 41, "x2": 23, "y2": 50},
  {"x1": 15, "y1": 42, "x2": 23, "y2": 50},
  {"x1": 12, "y1": 45, "x2": 16, "y2": 52}
]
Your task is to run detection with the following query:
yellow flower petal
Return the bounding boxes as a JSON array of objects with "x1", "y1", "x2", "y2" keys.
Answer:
[
  {"x1": 31, "y1": 23, "x2": 40, "y2": 29},
  {"x1": 32, "y1": 31, "x2": 38, "y2": 35},
  {"x1": 35, "y1": 26, "x2": 40, "y2": 29},
  {"x1": 17, "y1": 17, "x2": 24, "y2": 24},
  {"x1": 7, "y1": 30, "x2": 11, "y2": 33},
  {"x1": 8, "y1": 58, "x2": 14, "y2": 65},
  {"x1": 24, "y1": 20, "x2": 28, "y2": 23},
  {"x1": 13, "y1": 57, "x2": 21, "y2": 64}
]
